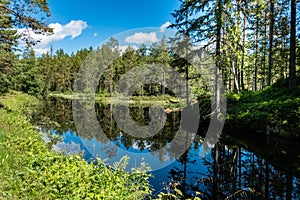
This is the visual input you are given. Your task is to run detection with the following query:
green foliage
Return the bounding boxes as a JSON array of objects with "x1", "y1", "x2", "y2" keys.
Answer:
[
  {"x1": 0, "y1": 0, "x2": 18, "y2": 94},
  {"x1": 226, "y1": 92, "x2": 241, "y2": 105},
  {"x1": 0, "y1": 91, "x2": 40, "y2": 116},
  {"x1": 156, "y1": 182, "x2": 202, "y2": 200},
  {"x1": 0, "y1": 92, "x2": 152, "y2": 199},
  {"x1": 227, "y1": 77, "x2": 300, "y2": 136},
  {"x1": 0, "y1": 0, "x2": 52, "y2": 95}
]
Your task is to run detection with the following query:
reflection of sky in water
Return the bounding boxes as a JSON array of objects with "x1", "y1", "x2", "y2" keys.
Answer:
[
  {"x1": 53, "y1": 141, "x2": 81, "y2": 154},
  {"x1": 82, "y1": 133, "x2": 175, "y2": 170},
  {"x1": 40, "y1": 128, "x2": 300, "y2": 198},
  {"x1": 41, "y1": 130, "x2": 93, "y2": 159},
  {"x1": 36, "y1": 97, "x2": 300, "y2": 198}
]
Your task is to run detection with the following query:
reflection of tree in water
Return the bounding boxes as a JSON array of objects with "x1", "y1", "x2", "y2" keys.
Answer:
[
  {"x1": 97, "y1": 104, "x2": 180, "y2": 148},
  {"x1": 35, "y1": 99, "x2": 299, "y2": 199},
  {"x1": 72, "y1": 99, "x2": 109, "y2": 143},
  {"x1": 166, "y1": 138, "x2": 299, "y2": 199},
  {"x1": 96, "y1": 103, "x2": 120, "y2": 140},
  {"x1": 129, "y1": 106, "x2": 151, "y2": 126},
  {"x1": 33, "y1": 98, "x2": 75, "y2": 134},
  {"x1": 36, "y1": 99, "x2": 185, "y2": 160},
  {"x1": 94, "y1": 103, "x2": 193, "y2": 162}
]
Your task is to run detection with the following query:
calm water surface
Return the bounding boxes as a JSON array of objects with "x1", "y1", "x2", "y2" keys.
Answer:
[{"x1": 34, "y1": 98, "x2": 300, "y2": 199}]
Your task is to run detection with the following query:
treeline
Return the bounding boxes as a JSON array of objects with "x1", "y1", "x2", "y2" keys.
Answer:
[
  {"x1": 3, "y1": 34, "x2": 299, "y2": 98},
  {"x1": 0, "y1": 0, "x2": 299, "y2": 97},
  {"x1": 1, "y1": 37, "x2": 207, "y2": 97},
  {"x1": 7, "y1": 47, "x2": 92, "y2": 95}
]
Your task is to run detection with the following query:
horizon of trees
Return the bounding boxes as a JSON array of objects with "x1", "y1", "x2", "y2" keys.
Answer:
[{"x1": 0, "y1": 0, "x2": 299, "y2": 96}]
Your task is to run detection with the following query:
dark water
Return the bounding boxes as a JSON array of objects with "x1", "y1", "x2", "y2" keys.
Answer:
[{"x1": 34, "y1": 97, "x2": 300, "y2": 199}]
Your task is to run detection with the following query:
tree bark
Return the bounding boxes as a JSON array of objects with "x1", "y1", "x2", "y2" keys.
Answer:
[
  {"x1": 267, "y1": 0, "x2": 274, "y2": 86},
  {"x1": 254, "y1": 11, "x2": 259, "y2": 91},
  {"x1": 261, "y1": 12, "x2": 267, "y2": 90},
  {"x1": 241, "y1": 3, "x2": 246, "y2": 90},
  {"x1": 289, "y1": 0, "x2": 297, "y2": 88},
  {"x1": 215, "y1": 0, "x2": 222, "y2": 118}
]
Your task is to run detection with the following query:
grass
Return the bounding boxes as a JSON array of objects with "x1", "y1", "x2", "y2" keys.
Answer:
[{"x1": 0, "y1": 92, "x2": 152, "y2": 199}]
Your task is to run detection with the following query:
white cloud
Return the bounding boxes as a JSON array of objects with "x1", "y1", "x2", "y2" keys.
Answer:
[
  {"x1": 118, "y1": 45, "x2": 138, "y2": 54},
  {"x1": 132, "y1": 140, "x2": 152, "y2": 150},
  {"x1": 18, "y1": 20, "x2": 88, "y2": 55},
  {"x1": 94, "y1": 33, "x2": 98, "y2": 37},
  {"x1": 160, "y1": 21, "x2": 171, "y2": 32},
  {"x1": 125, "y1": 32, "x2": 159, "y2": 44}
]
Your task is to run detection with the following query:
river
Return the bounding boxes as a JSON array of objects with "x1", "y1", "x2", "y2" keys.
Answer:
[{"x1": 33, "y1": 97, "x2": 300, "y2": 199}]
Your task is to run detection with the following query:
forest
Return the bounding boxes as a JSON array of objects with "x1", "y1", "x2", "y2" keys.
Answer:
[
  {"x1": 0, "y1": 0, "x2": 299, "y2": 94},
  {"x1": 1, "y1": 0, "x2": 299, "y2": 134},
  {"x1": 0, "y1": 0, "x2": 299, "y2": 199}
]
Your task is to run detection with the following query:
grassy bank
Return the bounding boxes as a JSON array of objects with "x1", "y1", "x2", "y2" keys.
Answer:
[
  {"x1": 226, "y1": 78, "x2": 300, "y2": 137},
  {"x1": 48, "y1": 92, "x2": 185, "y2": 108},
  {"x1": 0, "y1": 92, "x2": 152, "y2": 199}
]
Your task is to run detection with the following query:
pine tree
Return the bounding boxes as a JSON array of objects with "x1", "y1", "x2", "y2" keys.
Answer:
[
  {"x1": 171, "y1": 0, "x2": 225, "y2": 117},
  {"x1": 0, "y1": 0, "x2": 18, "y2": 93},
  {"x1": 0, "y1": 0, "x2": 51, "y2": 93}
]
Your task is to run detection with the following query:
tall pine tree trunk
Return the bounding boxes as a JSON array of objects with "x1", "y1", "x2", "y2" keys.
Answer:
[
  {"x1": 254, "y1": 13, "x2": 259, "y2": 91},
  {"x1": 241, "y1": 4, "x2": 246, "y2": 90},
  {"x1": 261, "y1": 12, "x2": 267, "y2": 89},
  {"x1": 280, "y1": 38, "x2": 286, "y2": 78},
  {"x1": 237, "y1": 0, "x2": 242, "y2": 92},
  {"x1": 215, "y1": 0, "x2": 222, "y2": 118},
  {"x1": 289, "y1": 0, "x2": 297, "y2": 88},
  {"x1": 231, "y1": 59, "x2": 240, "y2": 93},
  {"x1": 110, "y1": 64, "x2": 113, "y2": 94},
  {"x1": 267, "y1": 0, "x2": 274, "y2": 86}
]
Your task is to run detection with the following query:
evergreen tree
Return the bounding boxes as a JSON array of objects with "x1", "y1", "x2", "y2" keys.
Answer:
[
  {"x1": 171, "y1": 0, "x2": 225, "y2": 116},
  {"x1": 0, "y1": 0, "x2": 51, "y2": 93},
  {"x1": 0, "y1": 0, "x2": 18, "y2": 93}
]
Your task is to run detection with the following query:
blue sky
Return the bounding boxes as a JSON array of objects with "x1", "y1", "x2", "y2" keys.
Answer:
[{"x1": 22, "y1": 0, "x2": 181, "y2": 55}]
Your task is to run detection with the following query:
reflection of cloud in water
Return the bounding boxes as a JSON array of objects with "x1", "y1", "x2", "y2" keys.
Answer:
[
  {"x1": 40, "y1": 131, "x2": 51, "y2": 143},
  {"x1": 53, "y1": 141, "x2": 81, "y2": 155},
  {"x1": 132, "y1": 140, "x2": 153, "y2": 150},
  {"x1": 41, "y1": 130, "x2": 84, "y2": 155}
]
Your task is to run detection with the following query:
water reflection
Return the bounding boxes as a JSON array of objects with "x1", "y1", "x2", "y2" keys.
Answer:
[{"x1": 34, "y1": 98, "x2": 300, "y2": 199}]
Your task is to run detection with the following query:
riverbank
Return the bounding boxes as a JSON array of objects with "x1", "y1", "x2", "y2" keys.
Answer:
[
  {"x1": 49, "y1": 77, "x2": 300, "y2": 138},
  {"x1": 48, "y1": 92, "x2": 186, "y2": 108},
  {"x1": 0, "y1": 92, "x2": 152, "y2": 199},
  {"x1": 225, "y1": 77, "x2": 300, "y2": 137}
]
